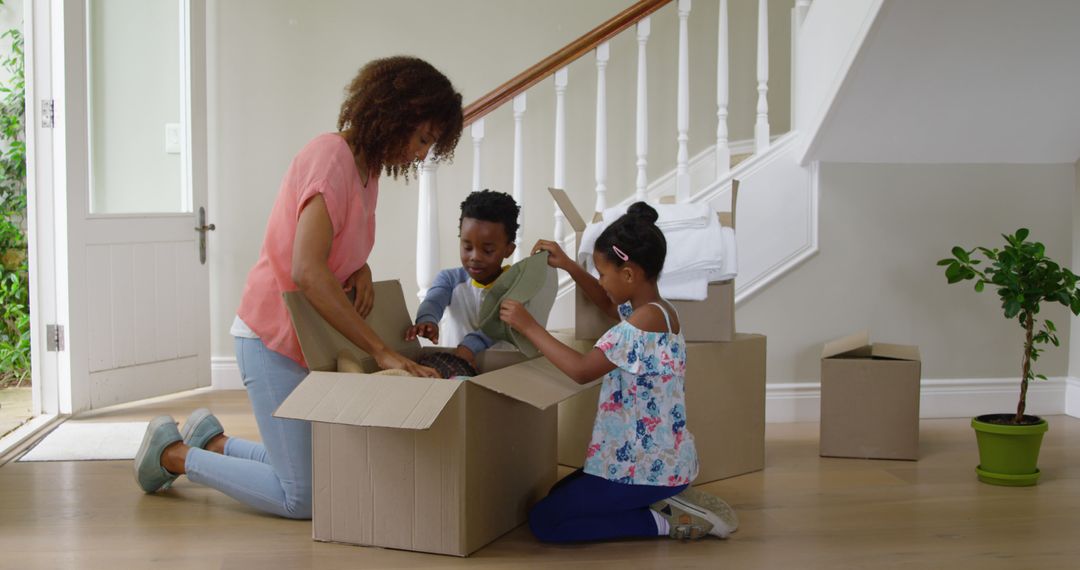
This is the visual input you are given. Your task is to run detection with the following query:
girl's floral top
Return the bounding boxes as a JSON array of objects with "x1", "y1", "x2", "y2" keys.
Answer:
[{"x1": 584, "y1": 302, "x2": 698, "y2": 486}]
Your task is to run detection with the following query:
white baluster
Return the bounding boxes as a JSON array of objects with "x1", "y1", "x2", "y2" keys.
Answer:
[
  {"x1": 553, "y1": 67, "x2": 568, "y2": 239},
  {"x1": 676, "y1": 0, "x2": 691, "y2": 203},
  {"x1": 635, "y1": 17, "x2": 651, "y2": 202},
  {"x1": 470, "y1": 119, "x2": 485, "y2": 193},
  {"x1": 594, "y1": 42, "x2": 610, "y2": 214},
  {"x1": 416, "y1": 153, "x2": 439, "y2": 300},
  {"x1": 755, "y1": 0, "x2": 771, "y2": 153},
  {"x1": 792, "y1": 1, "x2": 811, "y2": 127},
  {"x1": 716, "y1": 0, "x2": 731, "y2": 178},
  {"x1": 512, "y1": 93, "x2": 527, "y2": 262}
]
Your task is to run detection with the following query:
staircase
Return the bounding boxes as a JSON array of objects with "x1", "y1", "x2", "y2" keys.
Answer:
[{"x1": 412, "y1": 0, "x2": 883, "y2": 322}]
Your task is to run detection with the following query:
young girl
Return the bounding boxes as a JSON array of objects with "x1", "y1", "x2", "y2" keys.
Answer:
[{"x1": 499, "y1": 202, "x2": 738, "y2": 542}]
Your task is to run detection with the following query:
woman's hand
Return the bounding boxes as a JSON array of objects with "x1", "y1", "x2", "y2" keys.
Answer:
[
  {"x1": 453, "y1": 345, "x2": 477, "y2": 368},
  {"x1": 499, "y1": 299, "x2": 540, "y2": 333},
  {"x1": 532, "y1": 239, "x2": 574, "y2": 271},
  {"x1": 374, "y1": 348, "x2": 439, "y2": 378},
  {"x1": 405, "y1": 322, "x2": 439, "y2": 343},
  {"x1": 344, "y1": 264, "x2": 375, "y2": 318}
]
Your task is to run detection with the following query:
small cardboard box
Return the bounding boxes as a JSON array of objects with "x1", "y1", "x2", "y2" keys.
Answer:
[
  {"x1": 819, "y1": 331, "x2": 922, "y2": 461},
  {"x1": 274, "y1": 281, "x2": 595, "y2": 557},
  {"x1": 548, "y1": 184, "x2": 738, "y2": 342},
  {"x1": 556, "y1": 332, "x2": 767, "y2": 484}
]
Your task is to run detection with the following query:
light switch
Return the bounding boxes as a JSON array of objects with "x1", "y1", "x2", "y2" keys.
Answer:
[{"x1": 164, "y1": 123, "x2": 181, "y2": 154}]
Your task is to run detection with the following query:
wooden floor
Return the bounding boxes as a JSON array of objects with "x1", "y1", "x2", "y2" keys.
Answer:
[{"x1": 1, "y1": 389, "x2": 1078, "y2": 569}]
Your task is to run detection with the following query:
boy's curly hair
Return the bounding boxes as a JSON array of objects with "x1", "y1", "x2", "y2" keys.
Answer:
[
  {"x1": 459, "y1": 190, "x2": 520, "y2": 244},
  {"x1": 337, "y1": 56, "x2": 463, "y2": 180}
]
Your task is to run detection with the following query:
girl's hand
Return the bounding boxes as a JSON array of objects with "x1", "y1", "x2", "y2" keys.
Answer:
[
  {"x1": 500, "y1": 299, "x2": 539, "y2": 333},
  {"x1": 344, "y1": 264, "x2": 375, "y2": 318},
  {"x1": 532, "y1": 240, "x2": 574, "y2": 271},
  {"x1": 374, "y1": 348, "x2": 439, "y2": 378},
  {"x1": 405, "y1": 322, "x2": 439, "y2": 343}
]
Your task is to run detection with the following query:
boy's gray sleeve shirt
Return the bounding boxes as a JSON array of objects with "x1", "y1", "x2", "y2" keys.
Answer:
[{"x1": 415, "y1": 268, "x2": 468, "y2": 325}]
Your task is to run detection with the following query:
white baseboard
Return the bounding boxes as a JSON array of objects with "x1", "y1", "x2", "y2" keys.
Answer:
[
  {"x1": 767, "y1": 377, "x2": 1069, "y2": 423},
  {"x1": 1067, "y1": 377, "x2": 1080, "y2": 419},
  {"x1": 210, "y1": 358, "x2": 1077, "y2": 424},
  {"x1": 211, "y1": 357, "x2": 244, "y2": 390}
]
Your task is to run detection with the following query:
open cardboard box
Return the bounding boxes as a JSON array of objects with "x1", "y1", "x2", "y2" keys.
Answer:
[
  {"x1": 554, "y1": 330, "x2": 767, "y2": 484},
  {"x1": 548, "y1": 183, "x2": 738, "y2": 342},
  {"x1": 819, "y1": 330, "x2": 922, "y2": 460},
  {"x1": 274, "y1": 281, "x2": 596, "y2": 557}
]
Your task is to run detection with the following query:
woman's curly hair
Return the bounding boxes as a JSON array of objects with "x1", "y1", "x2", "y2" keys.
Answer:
[{"x1": 337, "y1": 56, "x2": 463, "y2": 180}]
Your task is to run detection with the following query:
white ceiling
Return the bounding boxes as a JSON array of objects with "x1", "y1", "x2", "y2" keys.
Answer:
[{"x1": 809, "y1": 0, "x2": 1080, "y2": 164}]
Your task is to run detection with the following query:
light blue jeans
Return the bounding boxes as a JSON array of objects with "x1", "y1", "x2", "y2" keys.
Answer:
[{"x1": 185, "y1": 337, "x2": 312, "y2": 519}]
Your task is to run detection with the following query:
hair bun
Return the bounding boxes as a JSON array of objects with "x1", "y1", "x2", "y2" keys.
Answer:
[{"x1": 626, "y1": 202, "x2": 659, "y2": 225}]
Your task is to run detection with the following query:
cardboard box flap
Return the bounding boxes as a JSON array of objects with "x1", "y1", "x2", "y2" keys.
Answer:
[
  {"x1": 274, "y1": 371, "x2": 463, "y2": 430},
  {"x1": 552, "y1": 184, "x2": 739, "y2": 232},
  {"x1": 469, "y1": 357, "x2": 597, "y2": 410},
  {"x1": 549, "y1": 187, "x2": 587, "y2": 233},
  {"x1": 821, "y1": 330, "x2": 872, "y2": 359},
  {"x1": 283, "y1": 280, "x2": 420, "y2": 372},
  {"x1": 871, "y1": 343, "x2": 920, "y2": 361},
  {"x1": 720, "y1": 179, "x2": 738, "y2": 229}
]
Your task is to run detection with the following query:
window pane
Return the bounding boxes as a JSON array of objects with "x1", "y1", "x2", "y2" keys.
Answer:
[{"x1": 88, "y1": 0, "x2": 186, "y2": 214}]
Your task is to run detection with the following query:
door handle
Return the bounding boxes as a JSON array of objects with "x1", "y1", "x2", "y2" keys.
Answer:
[{"x1": 195, "y1": 206, "x2": 216, "y2": 264}]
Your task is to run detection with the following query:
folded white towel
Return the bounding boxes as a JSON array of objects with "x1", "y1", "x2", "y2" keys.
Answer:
[
  {"x1": 600, "y1": 202, "x2": 712, "y2": 231},
  {"x1": 575, "y1": 205, "x2": 738, "y2": 301},
  {"x1": 658, "y1": 271, "x2": 709, "y2": 301}
]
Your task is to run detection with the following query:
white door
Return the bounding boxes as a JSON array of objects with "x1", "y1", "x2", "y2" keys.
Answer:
[{"x1": 55, "y1": 0, "x2": 209, "y2": 411}]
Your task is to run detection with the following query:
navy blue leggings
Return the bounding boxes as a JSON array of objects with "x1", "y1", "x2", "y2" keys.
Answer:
[{"x1": 528, "y1": 469, "x2": 687, "y2": 543}]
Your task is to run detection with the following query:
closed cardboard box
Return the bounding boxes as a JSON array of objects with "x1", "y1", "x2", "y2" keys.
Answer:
[
  {"x1": 275, "y1": 281, "x2": 595, "y2": 557},
  {"x1": 556, "y1": 333, "x2": 767, "y2": 484},
  {"x1": 819, "y1": 331, "x2": 921, "y2": 461},
  {"x1": 548, "y1": 186, "x2": 737, "y2": 342}
]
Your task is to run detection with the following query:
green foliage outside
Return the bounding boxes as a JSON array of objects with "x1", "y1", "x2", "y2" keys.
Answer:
[
  {"x1": 0, "y1": 0, "x2": 28, "y2": 387},
  {"x1": 939, "y1": 229, "x2": 1080, "y2": 424}
]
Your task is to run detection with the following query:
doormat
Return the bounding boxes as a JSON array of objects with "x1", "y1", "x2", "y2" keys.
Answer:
[{"x1": 19, "y1": 421, "x2": 149, "y2": 461}]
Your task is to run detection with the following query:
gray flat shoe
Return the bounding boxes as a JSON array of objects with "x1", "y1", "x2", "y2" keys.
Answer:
[
  {"x1": 180, "y1": 408, "x2": 224, "y2": 450},
  {"x1": 134, "y1": 416, "x2": 182, "y2": 493}
]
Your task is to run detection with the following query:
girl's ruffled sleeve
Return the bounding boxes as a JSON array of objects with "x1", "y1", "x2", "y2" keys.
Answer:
[{"x1": 594, "y1": 321, "x2": 647, "y2": 375}]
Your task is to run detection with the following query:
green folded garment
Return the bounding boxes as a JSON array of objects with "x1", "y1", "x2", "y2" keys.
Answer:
[{"x1": 477, "y1": 251, "x2": 557, "y2": 358}]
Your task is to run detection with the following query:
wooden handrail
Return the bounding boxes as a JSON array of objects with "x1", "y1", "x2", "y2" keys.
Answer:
[{"x1": 462, "y1": 0, "x2": 673, "y2": 126}]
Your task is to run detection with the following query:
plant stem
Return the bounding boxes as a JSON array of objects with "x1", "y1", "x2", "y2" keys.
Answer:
[{"x1": 1017, "y1": 312, "x2": 1033, "y2": 424}]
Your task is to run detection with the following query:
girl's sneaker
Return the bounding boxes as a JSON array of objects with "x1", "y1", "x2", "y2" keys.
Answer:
[
  {"x1": 667, "y1": 487, "x2": 739, "y2": 538},
  {"x1": 651, "y1": 501, "x2": 713, "y2": 540}
]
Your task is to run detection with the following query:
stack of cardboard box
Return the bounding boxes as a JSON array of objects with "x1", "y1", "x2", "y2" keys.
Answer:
[
  {"x1": 549, "y1": 186, "x2": 767, "y2": 485},
  {"x1": 273, "y1": 185, "x2": 766, "y2": 557}
]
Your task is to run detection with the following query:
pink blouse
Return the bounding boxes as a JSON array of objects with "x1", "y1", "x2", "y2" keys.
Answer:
[{"x1": 236, "y1": 133, "x2": 378, "y2": 366}]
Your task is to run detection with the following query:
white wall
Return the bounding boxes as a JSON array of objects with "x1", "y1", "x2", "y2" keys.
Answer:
[
  {"x1": 88, "y1": 0, "x2": 182, "y2": 214},
  {"x1": 207, "y1": 0, "x2": 793, "y2": 360},
  {"x1": 1071, "y1": 157, "x2": 1080, "y2": 416},
  {"x1": 740, "y1": 162, "x2": 1076, "y2": 385},
  {"x1": 1070, "y1": 157, "x2": 1080, "y2": 376}
]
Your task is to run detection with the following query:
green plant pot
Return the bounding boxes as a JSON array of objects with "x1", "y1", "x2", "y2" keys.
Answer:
[{"x1": 970, "y1": 414, "x2": 1048, "y2": 486}]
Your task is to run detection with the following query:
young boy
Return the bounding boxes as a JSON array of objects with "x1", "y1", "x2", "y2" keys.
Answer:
[{"x1": 406, "y1": 189, "x2": 538, "y2": 365}]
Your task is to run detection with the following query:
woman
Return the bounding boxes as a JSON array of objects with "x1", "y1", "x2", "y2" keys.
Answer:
[{"x1": 133, "y1": 57, "x2": 463, "y2": 519}]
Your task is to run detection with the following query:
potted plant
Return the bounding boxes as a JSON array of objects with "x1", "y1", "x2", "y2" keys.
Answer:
[{"x1": 939, "y1": 228, "x2": 1080, "y2": 486}]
